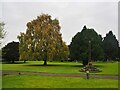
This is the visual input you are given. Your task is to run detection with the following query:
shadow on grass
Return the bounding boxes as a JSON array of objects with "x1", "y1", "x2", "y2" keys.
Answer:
[
  {"x1": 2, "y1": 61, "x2": 28, "y2": 64},
  {"x1": 25, "y1": 64, "x2": 84, "y2": 67},
  {"x1": 93, "y1": 65, "x2": 104, "y2": 68},
  {"x1": 25, "y1": 63, "x2": 104, "y2": 68}
]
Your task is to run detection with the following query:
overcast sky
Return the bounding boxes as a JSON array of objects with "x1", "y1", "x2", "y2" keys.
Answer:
[{"x1": 0, "y1": 1, "x2": 119, "y2": 46}]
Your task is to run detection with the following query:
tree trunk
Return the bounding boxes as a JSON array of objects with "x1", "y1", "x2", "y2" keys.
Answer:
[
  {"x1": 43, "y1": 41, "x2": 48, "y2": 66},
  {"x1": 24, "y1": 60, "x2": 26, "y2": 63},
  {"x1": 43, "y1": 60, "x2": 47, "y2": 65},
  {"x1": 43, "y1": 52, "x2": 47, "y2": 65},
  {"x1": 12, "y1": 60, "x2": 14, "y2": 63}
]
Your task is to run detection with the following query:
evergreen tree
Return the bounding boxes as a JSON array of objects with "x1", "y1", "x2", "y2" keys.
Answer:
[
  {"x1": 69, "y1": 26, "x2": 104, "y2": 66},
  {"x1": 103, "y1": 31, "x2": 119, "y2": 61},
  {"x1": 118, "y1": 47, "x2": 120, "y2": 60}
]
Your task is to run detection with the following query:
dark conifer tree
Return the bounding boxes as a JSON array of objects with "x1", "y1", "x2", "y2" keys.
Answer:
[
  {"x1": 69, "y1": 26, "x2": 104, "y2": 66},
  {"x1": 103, "y1": 31, "x2": 119, "y2": 61}
]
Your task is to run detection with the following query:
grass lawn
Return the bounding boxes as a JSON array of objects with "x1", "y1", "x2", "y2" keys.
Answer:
[
  {"x1": 2, "y1": 61, "x2": 119, "y2": 88},
  {"x1": 2, "y1": 75, "x2": 118, "y2": 88},
  {"x1": 2, "y1": 61, "x2": 119, "y2": 75}
]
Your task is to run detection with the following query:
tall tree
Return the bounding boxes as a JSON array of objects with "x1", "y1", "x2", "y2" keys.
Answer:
[
  {"x1": 103, "y1": 31, "x2": 119, "y2": 61},
  {"x1": 69, "y1": 26, "x2": 104, "y2": 66},
  {"x1": 18, "y1": 14, "x2": 69, "y2": 65},
  {"x1": 2, "y1": 41, "x2": 19, "y2": 63},
  {"x1": 118, "y1": 47, "x2": 120, "y2": 60}
]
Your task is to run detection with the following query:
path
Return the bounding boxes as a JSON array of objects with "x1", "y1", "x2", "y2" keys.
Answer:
[{"x1": 1, "y1": 70, "x2": 119, "y2": 80}]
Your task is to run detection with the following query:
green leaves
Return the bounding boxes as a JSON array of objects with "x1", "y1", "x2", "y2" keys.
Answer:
[
  {"x1": 103, "y1": 31, "x2": 119, "y2": 61},
  {"x1": 2, "y1": 41, "x2": 19, "y2": 63},
  {"x1": 69, "y1": 26, "x2": 104, "y2": 65}
]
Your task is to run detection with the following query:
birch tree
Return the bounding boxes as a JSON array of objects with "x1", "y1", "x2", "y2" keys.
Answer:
[{"x1": 18, "y1": 14, "x2": 69, "y2": 65}]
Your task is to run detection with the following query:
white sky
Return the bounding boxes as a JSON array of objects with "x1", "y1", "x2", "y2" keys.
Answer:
[{"x1": 0, "y1": 0, "x2": 119, "y2": 46}]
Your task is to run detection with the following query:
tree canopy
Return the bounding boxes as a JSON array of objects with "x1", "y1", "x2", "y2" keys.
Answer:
[
  {"x1": 118, "y1": 47, "x2": 120, "y2": 60},
  {"x1": 2, "y1": 41, "x2": 19, "y2": 63},
  {"x1": 69, "y1": 26, "x2": 104, "y2": 66},
  {"x1": 103, "y1": 31, "x2": 119, "y2": 61},
  {"x1": 18, "y1": 14, "x2": 69, "y2": 65}
]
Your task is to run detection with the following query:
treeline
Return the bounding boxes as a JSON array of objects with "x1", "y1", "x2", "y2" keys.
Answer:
[{"x1": 2, "y1": 14, "x2": 120, "y2": 65}]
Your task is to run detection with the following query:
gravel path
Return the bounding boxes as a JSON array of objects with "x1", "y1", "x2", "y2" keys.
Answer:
[{"x1": 1, "y1": 70, "x2": 119, "y2": 80}]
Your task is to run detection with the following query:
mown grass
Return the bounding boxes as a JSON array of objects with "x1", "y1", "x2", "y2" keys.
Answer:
[
  {"x1": 2, "y1": 61, "x2": 119, "y2": 75},
  {"x1": 2, "y1": 75, "x2": 118, "y2": 88},
  {"x1": 2, "y1": 61, "x2": 119, "y2": 88}
]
